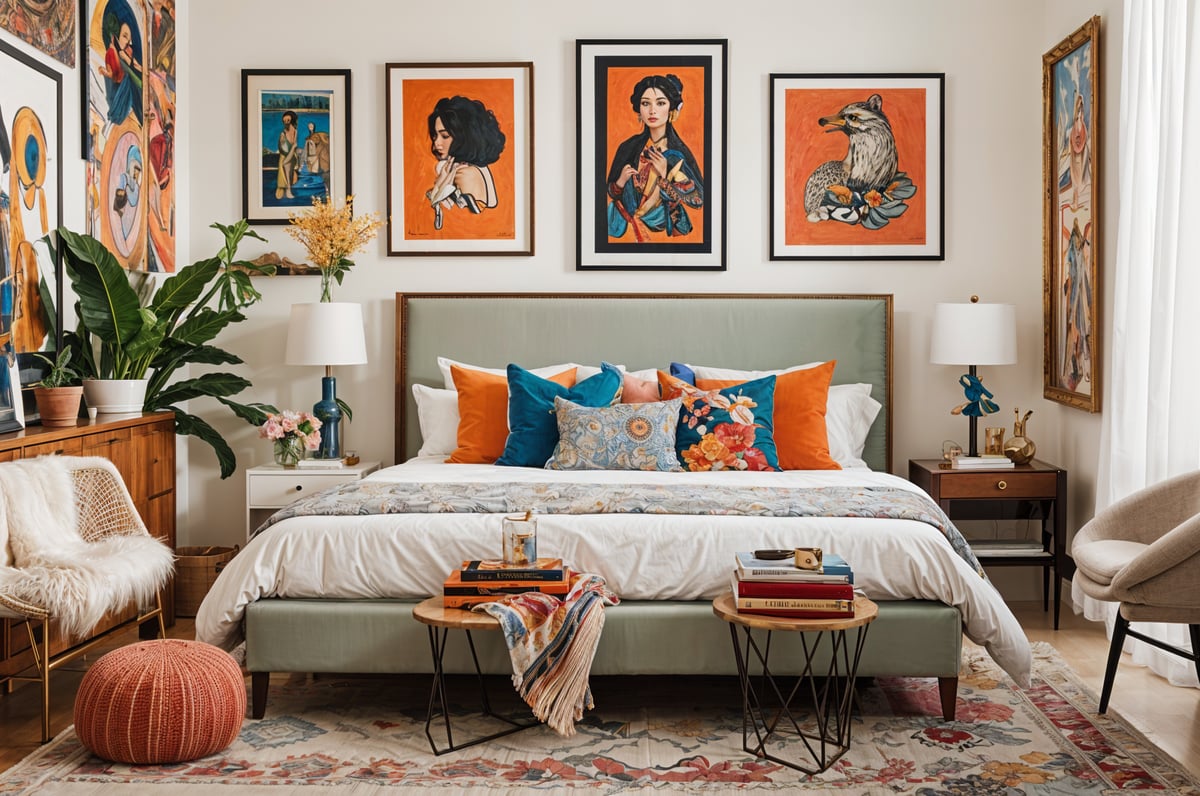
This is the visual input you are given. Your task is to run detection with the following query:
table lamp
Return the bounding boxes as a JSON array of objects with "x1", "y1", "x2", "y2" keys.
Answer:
[
  {"x1": 285, "y1": 302, "x2": 367, "y2": 459},
  {"x1": 929, "y1": 297, "x2": 1017, "y2": 457}
]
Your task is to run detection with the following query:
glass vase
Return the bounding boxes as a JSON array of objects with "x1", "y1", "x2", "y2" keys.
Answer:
[{"x1": 273, "y1": 436, "x2": 305, "y2": 468}]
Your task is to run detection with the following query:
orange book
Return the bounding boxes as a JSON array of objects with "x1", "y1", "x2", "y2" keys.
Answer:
[{"x1": 442, "y1": 568, "x2": 570, "y2": 596}]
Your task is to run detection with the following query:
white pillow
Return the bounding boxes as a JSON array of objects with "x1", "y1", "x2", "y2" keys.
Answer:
[
  {"x1": 411, "y1": 384, "x2": 459, "y2": 458},
  {"x1": 437, "y1": 357, "x2": 585, "y2": 389},
  {"x1": 686, "y1": 361, "x2": 824, "y2": 381},
  {"x1": 827, "y1": 384, "x2": 882, "y2": 469}
]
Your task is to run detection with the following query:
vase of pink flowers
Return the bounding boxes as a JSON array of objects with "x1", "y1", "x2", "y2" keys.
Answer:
[{"x1": 259, "y1": 410, "x2": 322, "y2": 468}]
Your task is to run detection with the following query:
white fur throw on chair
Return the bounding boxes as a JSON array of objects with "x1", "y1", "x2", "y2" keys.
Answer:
[{"x1": 0, "y1": 456, "x2": 174, "y2": 639}]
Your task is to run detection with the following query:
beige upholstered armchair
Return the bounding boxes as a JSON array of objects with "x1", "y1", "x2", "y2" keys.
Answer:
[
  {"x1": 1071, "y1": 470, "x2": 1200, "y2": 714},
  {"x1": 0, "y1": 457, "x2": 174, "y2": 742}
]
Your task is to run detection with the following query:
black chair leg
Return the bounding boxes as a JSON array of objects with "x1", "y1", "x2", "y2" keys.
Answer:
[
  {"x1": 1099, "y1": 612, "x2": 1129, "y2": 715},
  {"x1": 1190, "y1": 625, "x2": 1200, "y2": 687}
]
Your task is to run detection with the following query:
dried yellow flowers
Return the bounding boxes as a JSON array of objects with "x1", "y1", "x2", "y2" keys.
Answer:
[{"x1": 286, "y1": 195, "x2": 383, "y2": 301}]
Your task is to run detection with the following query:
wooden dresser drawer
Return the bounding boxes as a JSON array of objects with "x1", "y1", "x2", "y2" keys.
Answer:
[
  {"x1": 939, "y1": 471, "x2": 1058, "y2": 499},
  {"x1": 22, "y1": 437, "x2": 84, "y2": 458}
]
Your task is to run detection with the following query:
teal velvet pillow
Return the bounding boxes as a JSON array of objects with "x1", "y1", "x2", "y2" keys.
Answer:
[
  {"x1": 660, "y1": 372, "x2": 780, "y2": 471},
  {"x1": 546, "y1": 396, "x2": 684, "y2": 472},
  {"x1": 496, "y1": 363, "x2": 623, "y2": 467}
]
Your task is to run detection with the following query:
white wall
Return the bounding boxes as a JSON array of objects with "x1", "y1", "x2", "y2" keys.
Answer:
[{"x1": 179, "y1": 0, "x2": 1095, "y2": 590}]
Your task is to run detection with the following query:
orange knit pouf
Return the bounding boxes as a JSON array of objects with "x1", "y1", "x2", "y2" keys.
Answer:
[{"x1": 73, "y1": 639, "x2": 246, "y2": 764}]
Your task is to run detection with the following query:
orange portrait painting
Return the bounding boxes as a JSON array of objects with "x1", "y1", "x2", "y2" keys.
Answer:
[
  {"x1": 769, "y1": 74, "x2": 943, "y2": 260},
  {"x1": 386, "y1": 63, "x2": 533, "y2": 256}
]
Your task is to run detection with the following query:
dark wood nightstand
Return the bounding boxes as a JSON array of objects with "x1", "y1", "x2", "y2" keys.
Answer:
[{"x1": 908, "y1": 458, "x2": 1068, "y2": 629}]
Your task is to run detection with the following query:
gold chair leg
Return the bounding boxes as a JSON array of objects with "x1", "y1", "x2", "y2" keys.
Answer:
[{"x1": 23, "y1": 619, "x2": 50, "y2": 744}]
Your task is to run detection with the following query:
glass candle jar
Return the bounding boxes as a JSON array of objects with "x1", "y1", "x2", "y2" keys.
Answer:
[{"x1": 502, "y1": 512, "x2": 538, "y2": 567}]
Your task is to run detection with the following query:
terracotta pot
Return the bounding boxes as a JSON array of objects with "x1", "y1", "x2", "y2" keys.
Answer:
[{"x1": 34, "y1": 386, "x2": 84, "y2": 427}]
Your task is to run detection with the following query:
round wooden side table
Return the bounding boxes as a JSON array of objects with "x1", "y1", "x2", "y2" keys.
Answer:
[
  {"x1": 712, "y1": 592, "x2": 878, "y2": 776},
  {"x1": 412, "y1": 597, "x2": 536, "y2": 755}
]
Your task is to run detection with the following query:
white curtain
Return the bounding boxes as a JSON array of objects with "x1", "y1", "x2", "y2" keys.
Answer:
[{"x1": 1073, "y1": 0, "x2": 1200, "y2": 688}]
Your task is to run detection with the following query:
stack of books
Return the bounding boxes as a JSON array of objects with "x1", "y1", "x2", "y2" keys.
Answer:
[
  {"x1": 951, "y1": 456, "x2": 1014, "y2": 469},
  {"x1": 732, "y1": 551, "x2": 855, "y2": 618},
  {"x1": 442, "y1": 557, "x2": 570, "y2": 609}
]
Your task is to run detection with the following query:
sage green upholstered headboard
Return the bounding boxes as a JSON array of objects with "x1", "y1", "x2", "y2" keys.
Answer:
[{"x1": 395, "y1": 293, "x2": 893, "y2": 471}]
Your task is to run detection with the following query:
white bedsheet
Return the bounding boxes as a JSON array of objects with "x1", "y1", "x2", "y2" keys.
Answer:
[{"x1": 196, "y1": 458, "x2": 1032, "y2": 685}]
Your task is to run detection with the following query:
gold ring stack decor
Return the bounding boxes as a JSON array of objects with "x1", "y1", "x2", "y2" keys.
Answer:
[{"x1": 73, "y1": 639, "x2": 246, "y2": 764}]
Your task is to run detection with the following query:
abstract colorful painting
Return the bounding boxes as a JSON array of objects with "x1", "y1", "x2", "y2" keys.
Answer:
[
  {"x1": 385, "y1": 62, "x2": 532, "y2": 256},
  {"x1": 83, "y1": 0, "x2": 176, "y2": 272},
  {"x1": 577, "y1": 40, "x2": 725, "y2": 271},
  {"x1": 1043, "y1": 17, "x2": 1100, "y2": 412},
  {"x1": 0, "y1": 0, "x2": 76, "y2": 66},
  {"x1": 770, "y1": 73, "x2": 943, "y2": 261},
  {"x1": 0, "y1": 37, "x2": 62, "y2": 430},
  {"x1": 242, "y1": 69, "x2": 350, "y2": 225}
]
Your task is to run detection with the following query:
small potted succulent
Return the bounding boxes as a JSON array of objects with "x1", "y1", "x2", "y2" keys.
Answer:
[{"x1": 32, "y1": 349, "x2": 84, "y2": 427}]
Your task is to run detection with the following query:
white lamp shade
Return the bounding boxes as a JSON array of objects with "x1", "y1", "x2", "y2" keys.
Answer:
[
  {"x1": 929, "y1": 302, "x2": 1017, "y2": 366},
  {"x1": 285, "y1": 302, "x2": 368, "y2": 366}
]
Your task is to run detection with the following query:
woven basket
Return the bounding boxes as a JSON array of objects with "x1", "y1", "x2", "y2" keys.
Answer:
[{"x1": 175, "y1": 546, "x2": 238, "y2": 617}]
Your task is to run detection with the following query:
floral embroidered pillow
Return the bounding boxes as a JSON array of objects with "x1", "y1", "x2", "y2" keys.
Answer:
[
  {"x1": 657, "y1": 372, "x2": 780, "y2": 472},
  {"x1": 546, "y1": 396, "x2": 684, "y2": 472}
]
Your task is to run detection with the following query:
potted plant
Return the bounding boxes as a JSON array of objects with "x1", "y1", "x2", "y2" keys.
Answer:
[
  {"x1": 51, "y1": 221, "x2": 276, "y2": 478},
  {"x1": 31, "y1": 348, "x2": 83, "y2": 427}
]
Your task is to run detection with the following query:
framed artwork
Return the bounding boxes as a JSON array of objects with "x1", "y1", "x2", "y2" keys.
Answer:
[
  {"x1": 385, "y1": 62, "x2": 533, "y2": 256},
  {"x1": 1043, "y1": 17, "x2": 1100, "y2": 412},
  {"x1": 0, "y1": 0, "x2": 76, "y2": 66},
  {"x1": 242, "y1": 69, "x2": 351, "y2": 225},
  {"x1": 83, "y1": 0, "x2": 177, "y2": 271},
  {"x1": 576, "y1": 39, "x2": 726, "y2": 271},
  {"x1": 0, "y1": 37, "x2": 63, "y2": 426},
  {"x1": 769, "y1": 73, "x2": 943, "y2": 261}
]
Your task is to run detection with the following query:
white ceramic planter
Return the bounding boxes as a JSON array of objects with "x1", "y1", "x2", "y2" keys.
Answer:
[{"x1": 82, "y1": 379, "x2": 149, "y2": 414}]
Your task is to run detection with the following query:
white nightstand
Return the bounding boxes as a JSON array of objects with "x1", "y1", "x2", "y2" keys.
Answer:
[{"x1": 245, "y1": 461, "x2": 380, "y2": 540}]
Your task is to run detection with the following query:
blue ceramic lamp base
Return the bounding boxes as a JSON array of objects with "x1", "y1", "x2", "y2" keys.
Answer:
[{"x1": 312, "y1": 375, "x2": 342, "y2": 460}]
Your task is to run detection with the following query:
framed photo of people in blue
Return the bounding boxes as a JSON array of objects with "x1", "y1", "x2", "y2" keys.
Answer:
[
  {"x1": 576, "y1": 39, "x2": 726, "y2": 271},
  {"x1": 241, "y1": 69, "x2": 351, "y2": 225},
  {"x1": 1042, "y1": 17, "x2": 1100, "y2": 412}
]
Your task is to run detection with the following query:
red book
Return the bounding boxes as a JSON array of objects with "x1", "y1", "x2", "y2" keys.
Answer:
[
  {"x1": 738, "y1": 607, "x2": 856, "y2": 619},
  {"x1": 732, "y1": 574, "x2": 855, "y2": 601}
]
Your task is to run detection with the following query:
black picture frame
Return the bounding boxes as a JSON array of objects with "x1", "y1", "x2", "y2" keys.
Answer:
[
  {"x1": 576, "y1": 39, "x2": 727, "y2": 271},
  {"x1": 241, "y1": 69, "x2": 352, "y2": 225},
  {"x1": 1, "y1": 37, "x2": 65, "y2": 430},
  {"x1": 768, "y1": 72, "x2": 945, "y2": 261}
]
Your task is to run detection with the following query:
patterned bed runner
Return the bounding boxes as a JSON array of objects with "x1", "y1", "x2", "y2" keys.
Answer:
[{"x1": 256, "y1": 479, "x2": 983, "y2": 576}]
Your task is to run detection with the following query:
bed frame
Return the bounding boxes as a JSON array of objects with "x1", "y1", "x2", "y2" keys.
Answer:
[{"x1": 245, "y1": 293, "x2": 962, "y2": 720}]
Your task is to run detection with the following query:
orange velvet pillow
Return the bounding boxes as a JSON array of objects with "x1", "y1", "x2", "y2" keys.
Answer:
[
  {"x1": 696, "y1": 360, "x2": 839, "y2": 470},
  {"x1": 447, "y1": 365, "x2": 576, "y2": 464},
  {"x1": 621, "y1": 372, "x2": 661, "y2": 403}
]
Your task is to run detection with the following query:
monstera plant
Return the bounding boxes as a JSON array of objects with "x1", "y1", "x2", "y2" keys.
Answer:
[{"x1": 53, "y1": 221, "x2": 276, "y2": 478}]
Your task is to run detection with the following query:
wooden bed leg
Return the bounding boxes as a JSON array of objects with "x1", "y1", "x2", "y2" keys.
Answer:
[
  {"x1": 251, "y1": 672, "x2": 270, "y2": 719},
  {"x1": 938, "y1": 676, "x2": 958, "y2": 721}
]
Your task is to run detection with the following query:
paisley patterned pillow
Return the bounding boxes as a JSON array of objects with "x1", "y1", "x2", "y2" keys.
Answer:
[{"x1": 545, "y1": 397, "x2": 684, "y2": 472}]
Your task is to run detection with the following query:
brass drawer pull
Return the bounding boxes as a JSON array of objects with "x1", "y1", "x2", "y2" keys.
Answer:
[{"x1": 997, "y1": 480, "x2": 1007, "y2": 491}]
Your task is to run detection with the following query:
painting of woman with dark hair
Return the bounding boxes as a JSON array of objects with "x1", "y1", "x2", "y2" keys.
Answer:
[
  {"x1": 606, "y1": 74, "x2": 704, "y2": 242},
  {"x1": 425, "y1": 96, "x2": 506, "y2": 230},
  {"x1": 97, "y1": 16, "x2": 143, "y2": 126}
]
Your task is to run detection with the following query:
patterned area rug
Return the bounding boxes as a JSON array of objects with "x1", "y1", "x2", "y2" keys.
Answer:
[{"x1": 1, "y1": 642, "x2": 1196, "y2": 794}]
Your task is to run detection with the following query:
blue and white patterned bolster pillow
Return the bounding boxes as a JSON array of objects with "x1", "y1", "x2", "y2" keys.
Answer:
[{"x1": 545, "y1": 396, "x2": 684, "y2": 472}]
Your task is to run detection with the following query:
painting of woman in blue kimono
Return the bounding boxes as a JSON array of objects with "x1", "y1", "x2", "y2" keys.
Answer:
[
  {"x1": 605, "y1": 74, "x2": 704, "y2": 242},
  {"x1": 98, "y1": 16, "x2": 143, "y2": 126}
]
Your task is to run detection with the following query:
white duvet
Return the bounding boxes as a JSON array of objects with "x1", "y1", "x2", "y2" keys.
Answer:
[{"x1": 196, "y1": 458, "x2": 1032, "y2": 685}]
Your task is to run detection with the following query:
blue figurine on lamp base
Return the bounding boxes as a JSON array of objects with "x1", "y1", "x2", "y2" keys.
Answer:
[
  {"x1": 312, "y1": 375, "x2": 342, "y2": 459},
  {"x1": 950, "y1": 369, "x2": 1000, "y2": 457}
]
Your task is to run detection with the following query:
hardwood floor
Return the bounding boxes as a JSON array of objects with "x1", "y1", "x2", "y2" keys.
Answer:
[{"x1": 1, "y1": 601, "x2": 1197, "y2": 775}]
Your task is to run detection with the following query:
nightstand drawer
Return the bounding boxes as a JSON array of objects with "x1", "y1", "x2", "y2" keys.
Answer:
[
  {"x1": 248, "y1": 473, "x2": 358, "y2": 508},
  {"x1": 939, "y1": 471, "x2": 1058, "y2": 499}
]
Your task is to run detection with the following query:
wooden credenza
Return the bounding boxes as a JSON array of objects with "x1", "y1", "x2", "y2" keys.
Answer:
[{"x1": 0, "y1": 412, "x2": 177, "y2": 682}]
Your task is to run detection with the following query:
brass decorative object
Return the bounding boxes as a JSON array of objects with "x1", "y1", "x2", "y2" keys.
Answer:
[{"x1": 1003, "y1": 408, "x2": 1037, "y2": 465}]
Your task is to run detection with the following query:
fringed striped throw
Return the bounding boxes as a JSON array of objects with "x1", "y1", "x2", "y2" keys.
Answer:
[{"x1": 475, "y1": 573, "x2": 618, "y2": 736}]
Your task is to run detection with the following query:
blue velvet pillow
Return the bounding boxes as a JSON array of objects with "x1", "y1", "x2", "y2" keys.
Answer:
[
  {"x1": 660, "y1": 372, "x2": 780, "y2": 471},
  {"x1": 669, "y1": 362, "x2": 696, "y2": 385},
  {"x1": 496, "y1": 362, "x2": 623, "y2": 467}
]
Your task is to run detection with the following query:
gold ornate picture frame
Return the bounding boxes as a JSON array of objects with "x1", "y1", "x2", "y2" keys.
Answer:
[{"x1": 1043, "y1": 16, "x2": 1101, "y2": 412}]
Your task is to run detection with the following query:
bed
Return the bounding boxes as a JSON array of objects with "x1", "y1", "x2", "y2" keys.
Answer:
[{"x1": 196, "y1": 293, "x2": 1032, "y2": 720}]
